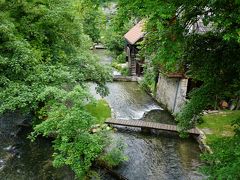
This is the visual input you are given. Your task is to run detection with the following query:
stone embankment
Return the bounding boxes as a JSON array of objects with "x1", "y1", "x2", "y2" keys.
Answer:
[
  {"x1": 194, "y1": 129, "x2": 213, "y2": 153},
  {"x1": 113, "y1": 75, "x2": 139, "y2": 82}
]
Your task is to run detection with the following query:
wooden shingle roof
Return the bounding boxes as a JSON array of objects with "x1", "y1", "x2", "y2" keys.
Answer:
[{"x1": 124, "y1": 20, "x2": 145, "y2": 45}]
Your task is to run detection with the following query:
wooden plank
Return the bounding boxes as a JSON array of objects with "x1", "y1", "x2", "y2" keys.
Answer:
[{"x1": 105, "y1": 119, "x2": 200, "y2": 135}]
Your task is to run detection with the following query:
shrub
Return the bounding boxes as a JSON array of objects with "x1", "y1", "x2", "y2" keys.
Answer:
[
  {"x1": 116, "y1": 52, "x2": 126, "y2": 64},
  {"x1": 120, "y1": 67, "x2": 129, "y2": 76},
  {"x1": 98, "y1": 140, "x2": 128, "y2": 169}
]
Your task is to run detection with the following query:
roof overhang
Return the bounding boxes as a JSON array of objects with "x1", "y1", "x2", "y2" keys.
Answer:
[{"x1": 124, "y1": 20, "x2": 145, "y2": 45}]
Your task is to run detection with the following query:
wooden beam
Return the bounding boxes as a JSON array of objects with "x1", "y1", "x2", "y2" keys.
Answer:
[{"x1": 105, "y1": 119, "x2": 200, "y2": 135}]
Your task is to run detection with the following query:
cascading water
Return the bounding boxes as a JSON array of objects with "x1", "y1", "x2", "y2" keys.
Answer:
[
  {"x1": 0, "y1": 49, "x2": 205, "y2": 179},
  {"x1": 89, "y1": 49, "x2": 205, "y2": 180}
]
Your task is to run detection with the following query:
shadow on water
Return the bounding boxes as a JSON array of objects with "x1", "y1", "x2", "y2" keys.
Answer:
[
  {"x1": 142, "y1": 109, "x2": 175, "y2": 124},
  {"x1": 0, "y1": 113, "x2": 75, "y2": 180}
]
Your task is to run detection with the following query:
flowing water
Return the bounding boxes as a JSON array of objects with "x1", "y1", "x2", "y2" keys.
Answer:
[
  {"x1": 0, "y1": 49, "x2": 204, "y2": 180},
  {"x1": 0, "y1": 113, "x2": 75, "y2": 180},
  {"x1": 89, "y1": 81, "x2": 203, "y2": 180},
  {"x1": 91, "y1": 49, "x2": 204, "y2": 180}
]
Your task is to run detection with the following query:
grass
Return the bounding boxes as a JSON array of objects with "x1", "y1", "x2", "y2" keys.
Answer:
[
  {"x1": 198, "y1": 110, "x2": 240, "y2": 143},
  {"x1": 85, "y1": 99, "x2": 111, "y2": 124},
  {"x1": 111, "y1": 62, "x2": 122, "y2": 71}
]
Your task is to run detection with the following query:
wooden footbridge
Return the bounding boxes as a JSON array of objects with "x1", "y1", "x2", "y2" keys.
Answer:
[{"x1": 105, "y1": 119, "x2": 200, "y2": 135}]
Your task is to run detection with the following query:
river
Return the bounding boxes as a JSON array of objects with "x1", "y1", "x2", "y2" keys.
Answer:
[
  {"x1": 91, "y1": 49, "x2": 204, "y2": 180},
  {"x1": 0, "y1": 49, "x2": 204, "y2": 180}
]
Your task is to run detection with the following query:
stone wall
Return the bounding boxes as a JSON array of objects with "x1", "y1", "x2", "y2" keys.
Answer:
[{"x1": 156, "y1": 74, "x2": 188, "y2": 114}]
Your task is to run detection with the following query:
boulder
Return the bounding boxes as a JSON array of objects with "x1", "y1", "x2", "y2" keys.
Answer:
[{"x1": 220, "y1": 100, "x2": 228, "y2": 109}]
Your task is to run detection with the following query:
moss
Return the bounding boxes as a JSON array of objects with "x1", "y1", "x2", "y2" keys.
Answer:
[
  {"x1": 111, "y1": 62, "x2": 122, "y2": 71},
  {"x1": 85, "y1": 99, "x2": 111, "y2": 124},
  {"x1": 198, "y1": 110, "x2": 240, "y2": 144}
]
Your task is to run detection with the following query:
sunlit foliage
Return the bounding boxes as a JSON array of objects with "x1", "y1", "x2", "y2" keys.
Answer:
[
  {"x1": 112, "y1": 0, "x2": 240, "y2": 178},
  {"x1": 0, "y1": 0, "x2": 112, "y2": 178}
]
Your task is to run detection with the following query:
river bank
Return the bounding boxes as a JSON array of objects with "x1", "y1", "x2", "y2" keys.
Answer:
[
  {"x1": 0, "y1": 49, "x2": 205, "y2": 179},
  {"x1": 91, "y1": 49, "x2": 205, "y2": 179}
]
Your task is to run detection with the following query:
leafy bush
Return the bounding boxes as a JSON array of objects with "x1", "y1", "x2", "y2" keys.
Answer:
[
  {"x1": 201, "y1": 136, "x2": 240, "y2": 179},
  {"x1": 98, "y1": 140, "x2": 128, "y2": 169},
  {"x1": 111, "y1": 62, "x2": 122, "y2": 72},
  {"x1": 111, "y1": 62, "x2": 129, "y2": 76},
  {"x1": 30, "y1": 86, "x2": 112, "y2": 178},
  {"x1": 140, "y1": 66, "x2": 157, "y2": 94},
  {"x1": 200, "y1": 117, "x2": 240, "y2": 179},
  {"x1": 102, "y1": 4, "x2": 134, "y2": 56},
  {"x1": 120, "y1": 67, "x2": 129, "y2": 76},
  {"x1": 116, "y1": 52, "x2": 126, "y2": 63},
  {"x1": 176, "y1": 84, "x2": 216, "y2": 132}
]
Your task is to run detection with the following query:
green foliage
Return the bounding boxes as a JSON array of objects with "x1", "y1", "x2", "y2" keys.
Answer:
[
  {"x1": 102, "y1": 3, "x2": 133, "y2": 56},
  {"x1": 120, "y1": 67, "x2": 129, "y2": 77},
  {"x1": 98, "y1": 139, "x2": 128, "y2": 168},
  {"x1": 201, "y1": 117, "x2": 240, "y2": 179},
  {"x1": 83, "y1": 10, "x2": 102, "y2": 43},
  {"x1": 111, "y1": 62, "x2": 122, "y2": 71},
  {"x1": 78, "y1": 0, "x2": 106, "y2": 43},
  {"x1": 177, "y1": 33, "x2": 240, "y2": 130},
  {"x1": 0, "y1": 0, "x2": 111, "y2": 114},
  {"x1": 87, "y1": 170, "x2": 101, "y2": 180},
  {"x1": 199, "y1": 112, "x2": 240, "y2": 179},
  {"x1": 30, "y1": 86, "x2": 111, "y2": 178},
  {"x1": 0, "y1": 0, "x2": 112, "y2": 178},
  {"x1": 177, "y1": 84, "x2": 215, "y2": 130},
  {"x1": 115, "y1": 52, "x2": 126, "y2": 63},
  {"x1": 102, "y1": 28, "x2": 126, "y2": 56},
  {"x1": 140, "y1": 65, "x2": 158, "y2": 94},
  {"x1": 85, "y1": 99, "x2": 111, "y2": 124},
  {"x1": 201, "y1": 136, "x2": 240, "y2": 179},
  {"x1": 111, "y1": 62, "x2": 129, "y2": 76}
]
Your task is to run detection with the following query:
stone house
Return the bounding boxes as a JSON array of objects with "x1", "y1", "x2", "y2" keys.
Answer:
[
  {"x1": 123, "y1": 20, "x2": 203, "y2": 114},
  {"x1": 156, "y1": 73, "x2": 188, "y2": 113}
]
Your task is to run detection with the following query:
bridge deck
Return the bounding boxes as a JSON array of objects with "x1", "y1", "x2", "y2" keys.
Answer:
[{"x1": 105, "y1": 119, "x2": 200, "y2": 135}]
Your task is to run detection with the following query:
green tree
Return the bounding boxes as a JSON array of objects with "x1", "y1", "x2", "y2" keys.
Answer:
[
  {"x1": 0, "y1": 0, "x2": 110, "y2": 114},
  {"x1": 30, "y1": 85, "x2": 110, "y2": 178},
  {"x1": 102, "y1": 1, "x2": 134, "y2": 56},
  {"x1": 113, "y1": 0, "x2": 240, "y2": 128},
  {"x1": 0, "y1": 0, "x2": 112, "y2": 178},
  {"x1": 112, "y1": 0, "x2": 240, "y2": 178},
  {"x1": 75, "y1": 0, "x2": 106, "y2": 43}
]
